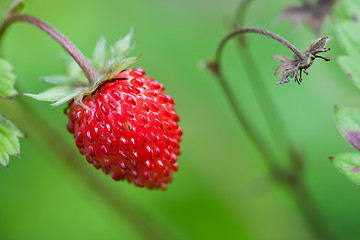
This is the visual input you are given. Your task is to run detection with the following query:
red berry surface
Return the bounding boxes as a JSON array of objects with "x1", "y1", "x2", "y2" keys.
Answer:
[{"x1": 66, "y1": 68, "x2": 182, "y2": 189}]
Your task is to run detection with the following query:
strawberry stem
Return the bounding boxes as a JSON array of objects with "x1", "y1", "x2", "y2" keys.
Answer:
[{"x1": 0, "y1": 12, "x2": 99, "y2": 85}]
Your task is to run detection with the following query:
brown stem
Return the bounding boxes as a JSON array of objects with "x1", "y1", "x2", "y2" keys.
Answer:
[
  {"x1": 0, "y1": 12, "x2": 99, "y2": 85},
  {"x1": 232, "y1": 0, "x2": 253, "y2": 37},
  {"x1": 288, "y1": 180, "x2": 337, "y2": 240},
  {"x1": 208, "y1": 64, "x2": 283, "y2": 176},
  {"x1": 212, "y1": 11, "x2": 336, "y2": 239},
  {"x1": 209, "y1": 62, "x2": 337, "y2": 240},
  {"x1": 215, "y1": 27, "x2": 304, "y2": 63},
  {"x1": 208, "y1": 27, "x2": 304, "y2": 177},
  {"x1": 231, "y1": 4, "x2": 293, "y2": 159},
  {"x1": 236, "y1": 45, "x2": 293, "y2": 157},
  {"x1": 0, "y1": 94, "x2": 170, "y2": 240}
]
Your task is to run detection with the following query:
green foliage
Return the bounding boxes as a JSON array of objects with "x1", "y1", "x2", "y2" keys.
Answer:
[
  {"x1": 334, "y1": 107, "x2": 360, "y2": 150},
  {"x1": 337, "y1": 55, "x2": 360, "y2": 88},
  {"x1": 0, "y1": 115, "x2": 25, "y2": 168},
  {"x1": 0, "y1": 58, "x2": 17, "y2": 98},
  {"x1": 0, "y1": 1, "x2": 26, "y2": 169},
  {"x1": 335, "y1": 106, "x2": 360, "y2": 133},
  {"x1": 334, "y1": 3, "x2": 360, "y2": 88},
  {"x1": 341, "y1": 0, "x2": 360, "y2": 20},
  {"x1": 331, "y1": 153, "x2": 360, "y2": 185},
  {"x1": 332, "y1": 0, "x2": 360, "y2": 185}
]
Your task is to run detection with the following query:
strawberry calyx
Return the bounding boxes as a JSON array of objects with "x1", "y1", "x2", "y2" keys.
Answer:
[{"x1": 25, "y1": 29, "x2": 142, "y2": 107}]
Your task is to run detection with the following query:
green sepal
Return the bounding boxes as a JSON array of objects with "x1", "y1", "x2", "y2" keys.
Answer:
[
  {"x1": 24, "y1": 85, "x2": 74, "y2": 102},
  {"x1": 0, "y1": 58, "x2": 17, "y2": 98},
  {"x1": 92, "y1": 37, "x2": 107, "y2": 71},
  {"x1": 25, "y1": 29, "x2": 141, "y2": 106},
  {"x1": 100, "y1": 54, "x2": 142, "y2": 85},
  {"x1": 64, "y1": 57, "x2": 89, "y2": 86},
  {"x1": 24, "y1": 85, "x2": 84, "y2": 106},
  {"x1": 330, "y1": 152, "x2": 360, "y2": 185},
  {"x1": 51, "y1": 88, "x2": 83, "y2": 107},
  {"x1": 108, "y1": 28, "x2": 135, "y2": 65},
  {"x1": 0, "y1": 115, "x2": 26, "y2": 168}
]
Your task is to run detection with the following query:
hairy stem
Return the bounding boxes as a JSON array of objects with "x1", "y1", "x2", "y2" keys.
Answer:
[
  {"x1": 215, "y1": 27, "x2": 304, "y2": 63},
  {"x1": 0, "y1": 12, "x2": 99, "y2": 85},
  {"x1": 0, "y1": 94, "x2": 170, "y2": 240}
]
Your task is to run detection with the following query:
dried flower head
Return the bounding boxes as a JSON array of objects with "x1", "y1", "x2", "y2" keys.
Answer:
[
  {"x1": 279, "y1": 0, "x2": 336, "y2": 33},
  {"x1": 274, "y1": 36, "x2": 332, "y2": 85}
]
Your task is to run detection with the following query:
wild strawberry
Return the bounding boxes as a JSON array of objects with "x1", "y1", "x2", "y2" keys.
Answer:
[
  {"x1": 24, "y1": 30, "x2": 182, "y2": 189},
  {"x1": 66, "y1": 68, "x2": 182, "y2": 189}
]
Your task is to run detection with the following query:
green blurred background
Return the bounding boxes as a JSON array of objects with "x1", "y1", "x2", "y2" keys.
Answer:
[{"x1": 0, "y1": 0, "x2": 359, "y2": 239}]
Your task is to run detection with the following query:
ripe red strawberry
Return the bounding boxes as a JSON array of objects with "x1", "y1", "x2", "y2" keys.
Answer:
[{"x1": 66, "y1": 68, "x2": 182, "y2": 189}]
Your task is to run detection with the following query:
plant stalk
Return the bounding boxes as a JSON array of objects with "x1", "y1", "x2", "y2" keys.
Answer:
[
  {"x1": 208, "y1": 26, "x2": 337, "y2": 240},
  {"x1": 208, "y1": 65, "x2": 283, "y2": 176},
  {"x1": 231, "y1": 2, "x2": 293, "y2": 159},
  {"x1": 215, "y1": 27, "x2": 304, "y2": 62},
  {"x1": 288, "y1": 180, "x2": 336, "y2": 240},
  {"x1": 0, "y1": 12, "x2": 99, "y2": 85}
]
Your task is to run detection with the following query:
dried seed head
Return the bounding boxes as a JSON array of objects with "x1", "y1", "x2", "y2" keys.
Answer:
[{"x1": 274, "y1": 36, "x2": 332, "y2": 85}]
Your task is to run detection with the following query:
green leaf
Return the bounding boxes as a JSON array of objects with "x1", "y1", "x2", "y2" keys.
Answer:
[
  {"x1": 0, "y1": 58, "x2": 17, "y2": 98},
  {"x1": 330, "y1": 152, "x2": 360, "y2": 185},
  {"x1": 337, "y1": 55, "x2": 360, "y2": 88},
  {"x1": 342, "y1": 0, "x2": 360, "y2": 21},
  {"x1": 0, "y1": 115, "x2": 25, "y2": 168},
  {"x1": 334, "y1": 106, "x2": 360, "y2": 151},
  {"x1": 334, "y1": 20, "x2": 360, "y2": 57},
  {"x1": 334, "y1": 18, "x2": 360, "y2": 89}
]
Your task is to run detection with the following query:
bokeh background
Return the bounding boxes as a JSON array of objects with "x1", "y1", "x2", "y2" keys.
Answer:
[{"x1": 0, "y1": 0, "x2": 359, "y2": 239}]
